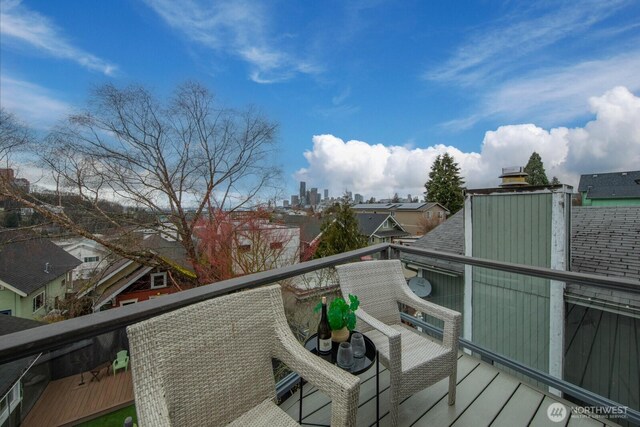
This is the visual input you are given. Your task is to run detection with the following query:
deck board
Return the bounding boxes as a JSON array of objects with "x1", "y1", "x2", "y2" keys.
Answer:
[
  {"x1": 21, "y1": 369, "x2": 133, "y2": 427},
  {"x1": 280, "y1": 353, "x2": 620, "y2": 427}
]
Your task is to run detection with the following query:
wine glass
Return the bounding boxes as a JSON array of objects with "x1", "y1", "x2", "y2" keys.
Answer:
[
  {"x1": 336, "y1": 342, "x2": 354, "y2": 370},
  {"x1": 351, "y1": 333, "x2": 366, "y2": 359}
]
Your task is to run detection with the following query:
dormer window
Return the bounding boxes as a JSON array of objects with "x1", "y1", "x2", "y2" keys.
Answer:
[{"x1": 151, "y1": 272, "x2": 167, "y2": 289}]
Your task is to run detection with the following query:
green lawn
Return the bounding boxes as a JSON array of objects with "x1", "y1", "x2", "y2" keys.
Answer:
[{"x1": 75, "y1": 405, "x2": 137, "y2": 427}]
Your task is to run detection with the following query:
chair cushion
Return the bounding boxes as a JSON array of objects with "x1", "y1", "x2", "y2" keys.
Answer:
[
  {"x1": 365, "y1": 323, "x2": 451, "y2": 372},
  {"x1": 227, "y1": 399, "x2": 299, "y2": 427}
]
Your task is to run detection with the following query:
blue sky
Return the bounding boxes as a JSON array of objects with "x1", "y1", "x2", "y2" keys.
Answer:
[{"x1": 2, "y1": 0, "x2": 640, "y2": 201}]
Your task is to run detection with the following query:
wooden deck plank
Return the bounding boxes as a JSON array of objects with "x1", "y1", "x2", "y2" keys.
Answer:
[
  {"x1": 452, "y1": 371, "x2": 520, "y2": 426},
  {"x1": 567, "y1": 414, "x2": 605, "y2": 426},
  {"x1": 530, "y1": 396, "x2": 570, "y2": 427},
  {"x1": 21, "y1": 369, "x2": 133, "y2": 427},
  {"x1": 412, "y1": 362, "x2": 498, "y2": 426},
  {"x1": 490, "y1": 384, "x2": 544, "y2": 427}
]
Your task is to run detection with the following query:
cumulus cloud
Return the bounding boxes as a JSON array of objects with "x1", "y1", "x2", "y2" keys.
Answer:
[
  {"x1": 295, "y1": 86, "x2": 640, "y2": 199},
  {"x1": 0, "y1": 0, "x2": 117, "y2": 75}
]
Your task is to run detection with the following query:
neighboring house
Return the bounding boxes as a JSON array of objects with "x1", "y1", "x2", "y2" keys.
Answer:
[
  {"x1": 355, "y1": 213, "x2": 409, "y2": 244},
  {"x1": 278, "y1": 214, "x2": 322, "y2": 261},
  {"x1": 53, "y1": 237, "x2": 110, "y2": 280},
  {"x1": 352, "y1": 202, "x2": 449, "y2": 235},
  {"x1": 402, "y1": 205, "x2": 640, "y2": 412},
  {"x1": 0, "y1": 231, "x2": 81, "y2": 319},
  {"x1": 578, "y1": 170, "x2": 640, "y2": 206},
  {"x1": 78, "y1": 233, "x2": 195, "y2": 311},
  {"x1": 0, "y1": 317, "x2": 47, "y2": 427}
]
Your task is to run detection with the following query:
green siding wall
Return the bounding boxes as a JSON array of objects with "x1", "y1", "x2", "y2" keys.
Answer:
[
  {"x1": 0, "y1": 275, "x2": 67, "y2": 320},
  {"x1": 471, "y1": 193, "x2": 552, "y2": 375},
  {"x1": 420, "y1": 270, "x2": 464, "y2": 334}
]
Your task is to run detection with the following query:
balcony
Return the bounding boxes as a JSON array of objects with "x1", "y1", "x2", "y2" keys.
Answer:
[{"x1": 1, "y1": 243, "x2": 638, "y2": 426}]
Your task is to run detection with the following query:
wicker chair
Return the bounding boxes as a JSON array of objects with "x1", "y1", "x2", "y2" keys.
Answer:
[
  {"x1": 126, "y1": 284, "x2": 360, "y2": 427},
  {"x1": 336, "y1": 260, "x2": 461, "y2": 427}
]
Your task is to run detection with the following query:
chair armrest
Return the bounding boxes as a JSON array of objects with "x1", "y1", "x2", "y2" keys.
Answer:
[
  {"x1": 274, "y1": 326, "x2": 360, "y2": 427},
  {"x1": 355, "y1": 308, "x2": 402, "y2": 374},
  {"x1": 396, "y1": 285, "x2": 461, "y2": 350}
]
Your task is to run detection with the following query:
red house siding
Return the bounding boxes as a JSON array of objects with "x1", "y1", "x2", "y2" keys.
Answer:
[{"x1": 115, "y1": 286, "x2": 176, "y2": 306}]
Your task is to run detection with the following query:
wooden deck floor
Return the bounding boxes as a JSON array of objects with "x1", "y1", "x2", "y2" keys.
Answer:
[
  {"x1": 22, "y1": 368, "x2": 133, "y2": 427},
  {"x1": 281, "y1": 353, "x2": 621, "y2": 427}
]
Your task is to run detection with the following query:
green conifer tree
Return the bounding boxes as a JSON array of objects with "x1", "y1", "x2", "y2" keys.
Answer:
[
  {"x1": 524, "y1": 152, "x2": 550, "y2": 186},
  {"x1": 424, "y1": 153, "x2": 465, "y2": 214},
  {"x1": 314, "y1": 203, "x2": 367, "y2": 258}
]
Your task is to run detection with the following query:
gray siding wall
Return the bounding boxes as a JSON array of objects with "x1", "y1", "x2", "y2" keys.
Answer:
[{"x1": 471, "y1": 193, "x2": 552, "y2": 375}]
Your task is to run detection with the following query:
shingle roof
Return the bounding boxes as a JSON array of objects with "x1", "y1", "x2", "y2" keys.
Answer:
[
  {"x1": 0, "y1": 231, "x2": 82, "y2": 295},
  {"x1": 571, "y1": 206, "x2": 640, "y2": 280},
  {"x1": 403, "y1": 210, "x2": 465, "y2": 273},
  {"x1": 352, "y1": 203, "x2": 396, "y2": 210},
  {"x1": 577, "y1": 170, "x2": 640, "y2": 199},
  {"x1": 355, "y1": 213, "x2": 392, "y2": 236}
]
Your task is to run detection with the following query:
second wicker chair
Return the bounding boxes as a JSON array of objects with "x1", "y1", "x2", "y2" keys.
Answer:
[{"x1": 336, "y1": 260, "x2": 461, "y2": 427}]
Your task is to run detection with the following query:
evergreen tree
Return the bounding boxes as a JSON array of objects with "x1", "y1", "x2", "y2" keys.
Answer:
[
  {"x1": 314, "y1": 203, "x2": 367, "y2": 258},
  {"x1": 524, "y1": 152, "x2": 549, "y2": 186},
  {"x1": 424, "y1": 153, "x2": 465, "y2": 214},
  {"x1": 550, "y1": 176, "x2": 560, "y2": 185}
]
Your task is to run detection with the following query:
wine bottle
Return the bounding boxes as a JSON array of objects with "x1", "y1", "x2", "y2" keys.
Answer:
[{"x1": 317, "y1": 296, "x2": 332, "y2": 355}]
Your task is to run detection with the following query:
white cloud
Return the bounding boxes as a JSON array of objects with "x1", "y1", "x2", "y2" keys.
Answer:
[
  {"x1": 426, "y1": 1, "x2": 627, "y2": 87},
  {"x1": 0, "y1": 0, "x2": 117, "y2": 75},
  {"x1": 296, "y1": 86, "x2": 640, "y2": 198},
  {"x1": 144, "y1": 0, "x2": 319, "y2": 83},
  {"x1": 0, "y1": 75, "x2": 71, "y2": 128}
]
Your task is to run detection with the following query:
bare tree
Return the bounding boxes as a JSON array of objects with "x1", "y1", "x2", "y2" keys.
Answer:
[
  {"x1": 0, "y1": 82, "x2": 281, "y2": 283},
  {"x1": 0, "y1": 108, "x2": 31, "y2": 165}
]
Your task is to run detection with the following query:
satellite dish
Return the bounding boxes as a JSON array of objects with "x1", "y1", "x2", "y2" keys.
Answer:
[{"x1": 408, "y1": 277, "x2": 432, "y2": 298}]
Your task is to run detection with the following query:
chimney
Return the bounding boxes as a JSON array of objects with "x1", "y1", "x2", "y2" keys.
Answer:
[
  {"x1": 499, "y1": 166, "x2": 529, "y2": 187},
  {"x1": 44, "y1": 262, "x2": 50, "y2": 273}
]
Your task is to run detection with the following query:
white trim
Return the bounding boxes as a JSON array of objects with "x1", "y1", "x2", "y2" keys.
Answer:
[
  {"x1": 78, "y1": 259, "x2": 135, "y2": 298},
  {"x1": 32, "y1": 290, "x2": 45, "y2": 313},
  {"x1": 463, "y1": 196, "x2": 473, "y2": 346},
  {"x1": 119, "y1": 298, "x2": 138, "y2": 306},
  {"x1": 0, "y1": 279, "x2": 27, "y2": 297},
  {"x1": 150, "y1": 272, "x2": 167, "y2": 289},
  {"x1": 549, "y1": 189, "x2": 569, "y2": 396},
  {"x1": 370, "y1": 215, "x2": 407, "y2": 237},
  {"x1": 93, "y1": 266, "x2": 153, "y2": 311}
]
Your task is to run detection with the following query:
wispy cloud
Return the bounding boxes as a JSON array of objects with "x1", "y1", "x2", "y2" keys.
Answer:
[
  {"x1": 0, "y1": 74, "x2": 71, "y2": 128},
  {"x1": 443, "y1": 50, "x2": 640, "y2": 130},
  {"x1": 0, "y1": 0, "x2": 117, "y2": 75},
  {"x1": 425, "y1": 0, "x2": 629, "y2": 87},
  {"x1": 144, "y1": 0, "x2": 320, "y2": 84}
]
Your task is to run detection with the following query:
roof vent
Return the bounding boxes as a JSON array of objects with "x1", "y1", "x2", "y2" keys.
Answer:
[
  {"x1": 592, "y1": 174, "x2": 598, "y2": 178},
  {"x1": 44, "y1": 262, "x2": 50, "y2": 274},
  {"x1": 622, "y1": 172, "x2": 627, "y2": 176}
]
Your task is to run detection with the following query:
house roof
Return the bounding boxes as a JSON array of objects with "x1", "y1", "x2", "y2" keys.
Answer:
[
  {"x1": 279, "y1": 215, "x2": 322, "y2": 243},
  {"x1": 403, "y1": 210, "x2": 465, "y2": 273},
  {"x1": 577, "y1": 170, "x2": 640, "y2": 199},
  {"x1": 0, "y1": 231, "x2": 82, "y2": 295},
  {"x1": 352, "y1": 202, "x2": 449, "y2": 212},
  {"x1": 0, "y1": 316, "x2": 44, "y2": 397},
  {"x1": 402, "y1": 206, "x2": 640, "y2": 307}
]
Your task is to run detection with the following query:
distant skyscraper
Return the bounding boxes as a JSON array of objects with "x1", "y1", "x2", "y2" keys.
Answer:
[
  {"x1": 299, "y1": 181, "x2": 306, "y2": 203},
  {"x1": 291, "y1": 195, "x2": 299, "y2": 206},
  {"x1": 354, "y1": 193, "x2": 364, "y2": 204},
  {"x1": 310, "y1": 188, "x2": 318, "y2": 206},
  {"x1": 324, "y1": 189, "x2": 329, "y2": 200},
  {"x1": 283, "y1": 200, "x2": 289, "y2": 207}
]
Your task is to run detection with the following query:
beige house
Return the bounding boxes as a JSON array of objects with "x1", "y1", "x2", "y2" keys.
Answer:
[{"x1": 352, "y1": 202, "x2": 449, "y2": 235}]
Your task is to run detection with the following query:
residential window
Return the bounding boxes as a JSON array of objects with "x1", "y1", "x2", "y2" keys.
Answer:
[
  {"x1": 32, "y1": 291, "x2": 45, "y2": 313},
  {"x1": 120, "y1": 299, "x2": 138, "y2": 306},
  {"x1": 238, "y1": 244, "x2": 251, "y2": 253},
  {"x1": 270, "y1": 241, "x2": 283, "y2": 250},
  {"x1": 84, "y1": 256, "x2": 99, "y2": 263},
  {"x1": 438, "y1": 211, "x2": 444, "y2": 218},
  {"x1": 0, "y1": 382, "x2": 20, "y2": 425},
  {"x1": 151, "y1": 272, "x2": 167, "y2": 289},
  {"x1": 427, "y1": 211, "x2": 432, "y2": 218},
  {"x1": 0, "y1": 310, "x2": 11, "y2": 315}
]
